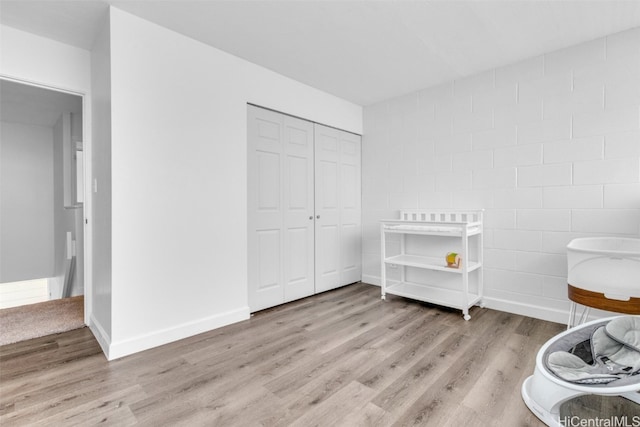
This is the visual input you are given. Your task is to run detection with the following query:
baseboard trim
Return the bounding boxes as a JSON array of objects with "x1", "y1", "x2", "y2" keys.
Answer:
[
  {"x1": 107, "y1": 306, "x2": 250, "y2": 360},
  {"x1": 481, "y1": 297, "x2": 568, "y2": 324},
  {"x1": 89, "y1": 315, "x2": 111, "y2": 359},
  {"x1": 361, "y1": 274, "x2": 381, "y2": 286},
  {"x1": 362, "y1": 274, "x2": 571, "y2": 324}
]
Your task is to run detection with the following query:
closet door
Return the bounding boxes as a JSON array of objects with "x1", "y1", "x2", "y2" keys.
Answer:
[
  {"x1": 282, "y1": 115, "x2": 315, "y2": 303},
  {"x1": 247, "y1": 106, "x2": 315, "y2": 312},
  {"x1": 338, "y1": 130, "x2": 362, "y2": 285},
  {"x1": 314, "y1": 124, "x2": 361, "y2": 293}
]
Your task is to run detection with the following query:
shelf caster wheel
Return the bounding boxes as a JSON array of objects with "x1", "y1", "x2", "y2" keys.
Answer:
[
  {"x1": 463, "y1": 314, "x2": 471, "y2": 321},
  {"x1": 479, "y1": 301, "x2": 486, "y2": 308},
  {"x1": 381, "y1": 295, "x2": 386, "y2": 301}
]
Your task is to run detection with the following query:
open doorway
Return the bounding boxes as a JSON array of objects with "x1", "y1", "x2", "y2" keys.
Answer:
[{"x1": 0, "y1": 79, "x2": 84, "y2": 313}]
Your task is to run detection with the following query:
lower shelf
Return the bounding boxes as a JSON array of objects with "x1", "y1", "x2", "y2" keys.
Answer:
[{"x1": 383, "y1": 281, "x2": 481, "y2": 311}]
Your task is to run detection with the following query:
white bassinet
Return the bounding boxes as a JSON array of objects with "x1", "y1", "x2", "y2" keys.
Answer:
[
  {"x1": 566, "y1": 238, "x2": 640, "y2": 328},
  {"x1": 521, "y1": 316, "x2": 640, "y2": 426}
]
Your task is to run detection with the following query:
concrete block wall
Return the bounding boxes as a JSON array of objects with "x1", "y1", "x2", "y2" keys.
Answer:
[{"x1": 362, "y1": 27, "x2": 640, "y2": 323}]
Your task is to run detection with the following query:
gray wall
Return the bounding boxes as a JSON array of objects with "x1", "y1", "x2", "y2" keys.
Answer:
[{"x1": 0, "y1": 121, "x2": 55, "y2": 282}]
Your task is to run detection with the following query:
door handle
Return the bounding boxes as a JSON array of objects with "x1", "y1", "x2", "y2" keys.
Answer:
[
  {"x1": 309, "y1": 216, "x2": 313, "y2": 220},
  {"x1": 316, "y1": 215, "x2": 320, "y2": 219}
]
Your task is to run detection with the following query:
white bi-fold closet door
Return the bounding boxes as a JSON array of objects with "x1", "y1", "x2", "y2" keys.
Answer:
[
  {"x1": 313, "y1": 124, "x2": 362, "y2": 293},
  {"x1": 247, "y1": 105, "x2": 361, "y2": 312}
]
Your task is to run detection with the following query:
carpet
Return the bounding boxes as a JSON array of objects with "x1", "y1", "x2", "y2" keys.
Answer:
[{"x1": 0, "y1": 296, "x2": 84, "y2": 346}]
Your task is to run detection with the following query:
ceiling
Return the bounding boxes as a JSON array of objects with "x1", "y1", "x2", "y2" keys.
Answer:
[{"x1": 1, "y1": 0, "x2": 640, "y2": 106}]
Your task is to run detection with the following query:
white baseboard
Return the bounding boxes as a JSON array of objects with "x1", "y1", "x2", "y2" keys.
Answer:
[
  {"x1": 361, "y1": 274, "x2": 380, "y2": 286},
  {"x1": 89, "y1": 315, "x2": 111, "y2": 359},
  {"x1": 481, "y1": 297, "x2": 568, "y2": 324},
  {"x1": 106, "y1": 307, "x2": 250, "y2": 360},
  {"x1": 361, "y1": 274, "x2": 571, "y2": 325}
]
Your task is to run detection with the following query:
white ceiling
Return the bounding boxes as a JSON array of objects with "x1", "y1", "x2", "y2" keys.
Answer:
[{"x1": 2, "y1": 0, "x2": 640, "y2": 106}]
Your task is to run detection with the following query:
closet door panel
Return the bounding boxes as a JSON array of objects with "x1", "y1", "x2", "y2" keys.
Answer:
[
  {"x1": 314, "y1": 126, "x2": 341, "y2": 293},
  {"x1": 248, "y1": 107, "x2": 285, "y2": 311},
  {"x1": 314, "y1": 125, "x2": 362, "y2": 291},
  {"x1": 256, "y1": 229, "x2": 281, "y2": 290},
  {"x1": 256, "y1": 152, "x2": 280, "y2": 215},
  {"x1": 339, "y1": 133, "x2": 362, "y2": 285},
  {"x1": 283, "y1": 115, "x2": 315, "y2": 302}
]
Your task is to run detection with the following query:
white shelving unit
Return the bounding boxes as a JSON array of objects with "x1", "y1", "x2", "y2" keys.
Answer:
[{"x1": 380, "y1": 210, "x2": 484, "y2": 320}]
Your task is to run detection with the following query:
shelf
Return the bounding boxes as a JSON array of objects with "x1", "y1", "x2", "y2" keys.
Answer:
[
  {"x1": 380, "y1": 210, "x2": 484, "y2": 320},
  {"x1": 384, "y1": 254, "x2": 481, "y2": 273},
  {"x1": 384, "y1": 281, "x2": 482, "y2": 310},
  {"x1": 382, "y1": 225, "x2": 482, "y2": 237}
]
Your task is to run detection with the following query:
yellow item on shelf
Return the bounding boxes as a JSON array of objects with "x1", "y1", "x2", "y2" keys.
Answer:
[{"x1": 446, "y1": 252, "x2": 461, "y2": 268}]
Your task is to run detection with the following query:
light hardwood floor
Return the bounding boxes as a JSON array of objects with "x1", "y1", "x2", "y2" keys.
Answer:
[{"x1": 0, "y1": 283, "x2": 636, "y2": 426}]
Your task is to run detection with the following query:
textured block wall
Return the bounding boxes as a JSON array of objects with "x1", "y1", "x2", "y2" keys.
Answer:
[{"x1": 362, "y1": 27, "x2": 640, "y2": 322}]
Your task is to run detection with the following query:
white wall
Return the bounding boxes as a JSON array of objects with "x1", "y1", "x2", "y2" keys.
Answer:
[
  {"x1": 362, "y1": 27, "x2": 640, "y2": 323},
  {"x1": 90, "y1": 15, "x2": 112, "y2": 350},
  {"x1": 0, "y1": 26, "x2": 91, "y2": 94},
  {"x1": 0, "y1": 24, "x2": 92, "y2": 323},
  {"x1": 105, "y1": 8, "x2": 361, "y2": 359},
  {"x1": 0, "y1": 121, "x2": 55, "y2": 282}
]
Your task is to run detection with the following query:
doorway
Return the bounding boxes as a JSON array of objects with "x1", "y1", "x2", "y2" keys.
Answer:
[{"x1": 0, "y1": 79, "x2": 85, "y2": 311}]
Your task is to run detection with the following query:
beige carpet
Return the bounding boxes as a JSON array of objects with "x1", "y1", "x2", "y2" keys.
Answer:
[{"x1": 0, "y1": 296, "x2": 84, "y2": 346}]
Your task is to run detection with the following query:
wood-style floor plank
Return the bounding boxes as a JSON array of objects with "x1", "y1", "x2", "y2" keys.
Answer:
[{"x1": 2, "y1": 282, "x2": 635, "y2": 426}]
